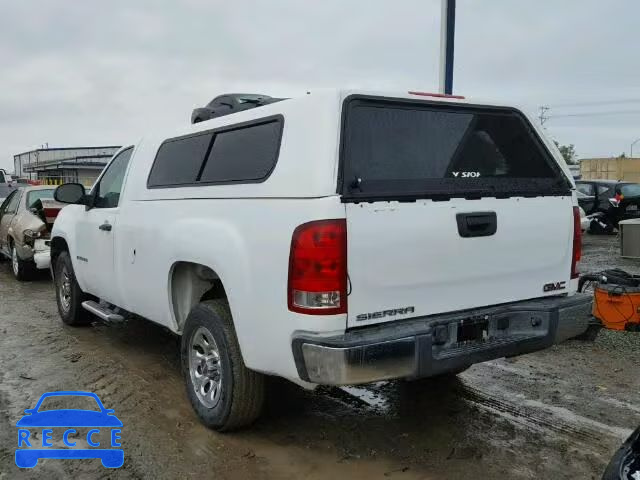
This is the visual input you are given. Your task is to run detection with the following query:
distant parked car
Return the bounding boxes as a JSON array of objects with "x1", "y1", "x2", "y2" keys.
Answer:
[
  {"x1": 576, "y1": 180, "x2": 640, "y2": 217},
  {"x1": 13, "y1": 177, "x2": 41, "y2": 186},
  {"x1": 0, "y1": 168, "x2": 15, "y2": 204},
  {"x1": 0, "y1": 185, "x2": 64, "y2": 280},
  {"x1": 191, "y1": 93, "x2": 285, "y2": 124}
]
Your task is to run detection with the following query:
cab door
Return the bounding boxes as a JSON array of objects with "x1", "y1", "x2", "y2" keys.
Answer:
[
  {"x1": 74, "y1": 148, "x2": 133, "y2": 304},
  {"x1": 0, "y1": 190, "x2": 22, "y2": 255}
]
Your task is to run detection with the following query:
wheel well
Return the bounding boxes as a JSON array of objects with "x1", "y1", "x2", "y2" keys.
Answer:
[
  {"x1": 50, "y1": 237, "x2": 69, "y2": 271},
  {"x1": 169, "y1": 262, "x2": 227, "y2": 332}
]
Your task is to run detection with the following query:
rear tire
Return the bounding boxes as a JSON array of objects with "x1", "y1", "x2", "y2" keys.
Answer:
[
  {"x1": 54, "y1": 251, "x2": 91, "y2": 326},
  {"x1": 573, "y1": 325, "x2": 601, "y2": 341},
  {"x1": 181, "y1": 300, "x2": 265, "y2": 431},
  {"x1": 11, "y1": 243, "x2": 35, "y2": 281}
]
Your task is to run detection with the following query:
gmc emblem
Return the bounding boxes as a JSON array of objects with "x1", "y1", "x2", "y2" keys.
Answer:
[{"x1": 543, "y1": 281, "x2": 566, "y2": 292}]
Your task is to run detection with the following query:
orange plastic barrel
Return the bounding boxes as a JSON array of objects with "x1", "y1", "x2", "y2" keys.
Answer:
[{"x1": 593, "y1": 285, "x2": 640, "y2": 331}]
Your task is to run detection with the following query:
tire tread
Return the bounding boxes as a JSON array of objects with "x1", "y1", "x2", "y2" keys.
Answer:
[{"x1": 182, "y1": 299, "x2": 264, "y2": 431}]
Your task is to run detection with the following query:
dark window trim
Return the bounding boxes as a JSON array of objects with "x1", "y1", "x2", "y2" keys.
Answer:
[
  {"x1": 146, "y1": 114, "x2": 285, "y2": 189},
  {"x1": 1, "y1": 189, "x2": 21, "y2": 214},
  {"x1": 337, "y1": 94, "x2": 572, "y2": 203}
]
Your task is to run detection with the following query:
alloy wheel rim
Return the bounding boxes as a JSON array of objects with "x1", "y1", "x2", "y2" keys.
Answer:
[
  {"x1": 189, "y1": 326, "x2": 223, "y2": 409},
  {"x1": 58, "y1": 266, "x2": 72, "y2": 313}
]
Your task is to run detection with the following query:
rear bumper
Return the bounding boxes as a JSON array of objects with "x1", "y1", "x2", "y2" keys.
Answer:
[{"x1": 292, "y1": 294, "x2": 592, "y2": 385}]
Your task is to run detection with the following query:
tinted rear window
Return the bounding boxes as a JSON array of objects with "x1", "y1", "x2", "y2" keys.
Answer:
[
  {"x1": 576, "y1": 183, "x2": 594, "y2": 196},
  {"x1": 340, "y1": 98, "x2": 569, "y2": 200},
  {"x1": 147, "y1": 132, "x2": 213, "y2": 187},
  {"x1": 147, "y1": 117, "x2": 283, "y2": 188},
  {"x1": 199, "y1": 121, "x2": 281, "y2": 183},
  {"x1": 621, "y1": 184, "x2": 640, "y2": 197}
]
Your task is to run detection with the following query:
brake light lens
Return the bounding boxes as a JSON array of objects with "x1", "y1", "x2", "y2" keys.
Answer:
[
  {"x1": 571, "y1": 207, "x2": 581, "y2": 279},
  {"x1": 288, "y1": 219, "x2": 347, "y2": 315}
]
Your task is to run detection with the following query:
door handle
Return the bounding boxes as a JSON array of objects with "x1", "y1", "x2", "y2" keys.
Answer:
[
  {"x1": 99, "y1": 223, "x2": 112, "y2": 232},
  {"x1": 456, "y1": 212, "x2": 497, "y2": 238}
]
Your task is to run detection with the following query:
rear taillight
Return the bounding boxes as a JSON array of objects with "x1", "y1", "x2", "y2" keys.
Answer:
[
  {"x1": 571, "y1": 207, "x2": 581, "y2": 279},
  {"x1": 288, "y1": 219, "x2": 347, "y2": 315}
]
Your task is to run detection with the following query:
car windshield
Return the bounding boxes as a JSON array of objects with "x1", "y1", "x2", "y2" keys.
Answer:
[
  {"x1": 237, "y1": 95, "x2": 267, "y2": 104},
  {"x1": 26, "y1": 189, "x2": 55, "y2": 208},
  {"x1": 37, "y1": 395, "x2": 101, "y2": 412}
]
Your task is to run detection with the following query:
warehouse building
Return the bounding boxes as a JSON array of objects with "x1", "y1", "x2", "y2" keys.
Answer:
[
  {"x1": 13, "y1": 146, "x2": 121, "y2": 187},
  {"x1": 580, "y1": 157, "x2": 640, "y2": 182}
]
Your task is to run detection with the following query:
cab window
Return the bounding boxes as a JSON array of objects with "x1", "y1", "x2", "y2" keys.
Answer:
[
  {"x1": 4, "y1": 189, "x2": 21, "y2": 214},
  {"x1": 94, "y1": 148, "x2": 133, "y2": 209},
  {"x1": 576, "y1": 183, "x2": 594, "y2": 196}
]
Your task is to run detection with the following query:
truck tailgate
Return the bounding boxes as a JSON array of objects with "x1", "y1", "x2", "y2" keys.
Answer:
[{"x1": 346, "y1": 196, "x2": 574, "y2": 327}]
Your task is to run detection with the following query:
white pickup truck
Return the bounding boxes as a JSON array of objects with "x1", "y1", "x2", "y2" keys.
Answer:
[{"x1": 51, "y1": 89, "x2": 592, "y2": 431}]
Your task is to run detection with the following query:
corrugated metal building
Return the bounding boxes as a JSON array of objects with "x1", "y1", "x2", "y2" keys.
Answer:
[
  {"x1": 13, "y1": 146, "x2": 121, "y2": 187},
  {"x1": 580, "y1": 157, "x2": 640, "y2": 182}
]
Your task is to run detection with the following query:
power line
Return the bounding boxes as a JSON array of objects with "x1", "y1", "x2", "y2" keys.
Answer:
[
  {"x1": 547, "y1": 98, "x2": 640, "y2": 108},
  {"x1": 548, "y1": 109, "x2": 640, "y2": 119},
  {"x1": 539, "y1": 105, "x2": 550, "y2": 125}
]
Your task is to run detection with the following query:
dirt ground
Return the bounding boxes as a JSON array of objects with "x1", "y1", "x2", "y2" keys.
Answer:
[{"x1": 1, "y1": 234, "x2": 639, "y2": 480}]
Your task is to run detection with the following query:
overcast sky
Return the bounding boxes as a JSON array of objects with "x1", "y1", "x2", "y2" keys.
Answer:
[{"x1": 1, "y1": 0, "x2": 639, "y2": 172}]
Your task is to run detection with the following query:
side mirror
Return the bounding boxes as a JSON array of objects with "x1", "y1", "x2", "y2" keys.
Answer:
[{"x1": 54, "y1": 183, "x2": 86, "y2": 205}]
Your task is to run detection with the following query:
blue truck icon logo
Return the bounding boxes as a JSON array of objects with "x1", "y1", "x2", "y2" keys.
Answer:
[{"x1": 15, "y1": 391, "x2": 123, "y2": 468}]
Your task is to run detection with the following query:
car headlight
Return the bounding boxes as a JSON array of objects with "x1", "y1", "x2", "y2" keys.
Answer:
[{"x1": 23, "y1": 229, "x2": 41, "y2": 247}]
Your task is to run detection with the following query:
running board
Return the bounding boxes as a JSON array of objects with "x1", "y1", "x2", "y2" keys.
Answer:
[{"x1": 81, "y1": 300, "x2": 125, "y2": 323}]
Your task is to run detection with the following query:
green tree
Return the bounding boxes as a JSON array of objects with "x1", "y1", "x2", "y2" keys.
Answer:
[{"x1": 554, "y1": 141, "x2": 577, "y2": 165}]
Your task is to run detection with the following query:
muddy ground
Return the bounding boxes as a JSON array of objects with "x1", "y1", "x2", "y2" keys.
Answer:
[{"x1": 1, "y1": 234, "x2": 639, "y2": 480}]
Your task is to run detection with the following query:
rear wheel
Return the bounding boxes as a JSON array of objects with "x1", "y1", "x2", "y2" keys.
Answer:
[
  {"x1": 54, "y1": 251, "x2": 91, "y2": 326},
  {"x1": 181, "y1": 300, "x2": 265, "y2": 431},
  {"x1": 573, "y1": 325, "x2": 601, "y2": 341},
  {"x1": 11, "y1": 243, "x2": 34, "y2": 281}
]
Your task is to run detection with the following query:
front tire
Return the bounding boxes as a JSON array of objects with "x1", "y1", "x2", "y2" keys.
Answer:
[
  {"x1": 11, "y1": 244, "x2": 35, "y2": 281},
  {"x1": 181, "y1": 300, "x2": 265, "y2": 431},
  {"x1": 54, "y1": 251, "x2": 91, "y2": 326}
]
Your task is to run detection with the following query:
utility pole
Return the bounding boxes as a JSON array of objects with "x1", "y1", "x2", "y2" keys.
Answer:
[
  {"x1": 631, "y1": 137, "x2": 640, "y2": 159},
  {"x1": 538, "y1": 106, "x2": 550, "y2": 126},
  {"x1": 439, "y1": 0, "x2": 456, "y2": 95}
]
